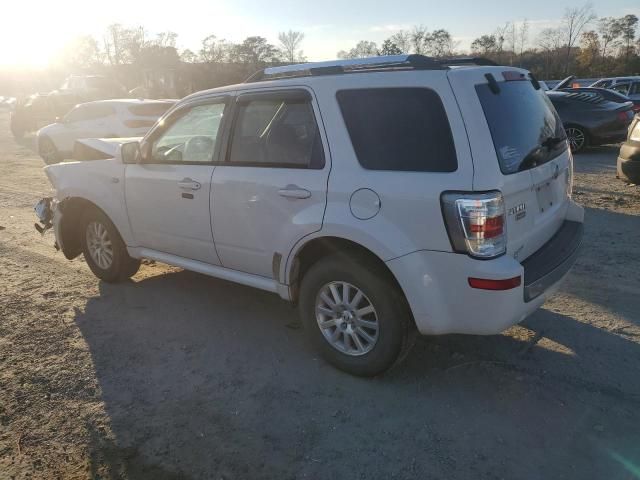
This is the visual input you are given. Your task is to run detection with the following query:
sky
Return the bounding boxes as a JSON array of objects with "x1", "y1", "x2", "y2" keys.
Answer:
[{"x1": 1, "y1": 0, "x2": 639, "y2": 67}]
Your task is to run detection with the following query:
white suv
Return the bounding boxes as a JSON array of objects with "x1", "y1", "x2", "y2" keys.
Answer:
[
  {"x1": 37, "y1": 99, "x2": 175, "y2": 164},
  {"x1": 35, "y1": 55, "x2": 584, "y2": 376}
]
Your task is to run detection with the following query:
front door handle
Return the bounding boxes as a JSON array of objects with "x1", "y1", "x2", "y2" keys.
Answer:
[
  {"x1": 278, "y1": 186, "x2": 311, "y2": 199},
  {"x1": 178, "y1": 178, "x2": 201, "y2": 191}
]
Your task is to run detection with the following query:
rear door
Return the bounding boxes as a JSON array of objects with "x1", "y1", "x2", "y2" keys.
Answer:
[
  {"x1": 448, "y1": 68, "x2": 571, "y2": 261},
  {"x1": 210, "y1": 88, "x2": 329, "y2": 279}
]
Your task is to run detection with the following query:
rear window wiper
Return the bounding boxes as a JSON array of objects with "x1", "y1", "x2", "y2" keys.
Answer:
[
  {"x1": 541, "y1": 136, "x2": 566, "y2": 149},
  {"x1": 518, "y1": 146, "x2": 543, "y2": 172}
]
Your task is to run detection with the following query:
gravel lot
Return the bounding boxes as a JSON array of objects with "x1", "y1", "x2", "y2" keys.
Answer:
[{"x1": 1, "y1": 110, "x2": 639, "y2": 480}]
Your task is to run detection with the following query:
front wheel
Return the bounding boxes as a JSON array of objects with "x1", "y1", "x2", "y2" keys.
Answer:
[
  {"x1": 80, "y1": 209, "x2": 140, "y2": 283},
  {"x1": 39, "y1": 137, "x2": 61, "y2": 165},
  {"x1": 298, "y1": 253, "x2": 415, "y2": 376},
  {"x1": 565, "y1": 126, "x2": 588, "y2": 153}
]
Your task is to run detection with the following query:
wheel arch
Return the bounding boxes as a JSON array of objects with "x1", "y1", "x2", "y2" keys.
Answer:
[
  {"x1": 57, "y1": 197, "x2": 121, "y2": 260},
  {"x1": 285, "y1": 235, "x2": 407, "y2": 307}
]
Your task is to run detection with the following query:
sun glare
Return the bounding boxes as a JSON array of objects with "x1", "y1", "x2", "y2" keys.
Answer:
[{"x1": 0, "y1": 1, "x2": 100, "y2": 68}]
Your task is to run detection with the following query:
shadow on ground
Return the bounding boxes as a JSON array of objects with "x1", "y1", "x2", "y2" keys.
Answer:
[
  {"x1": 32, "y1": 139, "x2": 635, "y2": 480},
  {"x1": 72, "y1": 205, "x2": 640, "y2": 480}
]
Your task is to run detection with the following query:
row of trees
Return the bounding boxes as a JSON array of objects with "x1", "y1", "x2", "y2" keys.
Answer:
[
  {"x1": 336, "y1": 4, "x2": 640, "y2": 78},
  {"x1": 37, "y1": 2, "x2": 640, "y2": 95},
  {"x1": 337, "y1": 28, "x2": 457, "y2": 59},
  {"x1": 59, "y1": 26, "x2": 306, "y2": 70}
]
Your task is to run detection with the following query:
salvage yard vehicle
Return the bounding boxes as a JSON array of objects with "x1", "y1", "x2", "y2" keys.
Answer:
[
  {"x1": 618, "y1": 114, "x2": 640, "y2": 184},
  {"x1": 591, "y1": 76, "x2": 640, "y2": 112},
  {"x1": 56, "y1": 75, "x2": 127, "y2": 101},
  {"x1": 36, "y1": 99, "x2": 176, "y2": 164},
  {"x1": 35, "y1": 55, "x2": 584, "y2": 376},
  {"x1": 10, "y1": 93, "x2": 75, "y2": 139},
  {"x1": 547, "y1": 89, "x2": 635, "y2": 153}
]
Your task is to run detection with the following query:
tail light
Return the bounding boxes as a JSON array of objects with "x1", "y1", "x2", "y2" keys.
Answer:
[
  {"x1": 617, "y1": 110, "x2": 633, "y2": 122},
  {"x1": 441, "y1": 191, "x2": 507, "y2": 259},
  {"x1": 565, "y1": 147, "x2": 574, "y2": 197},
  {"x1": 124, "y1": 119, "x2": 155, "y2": 129}
]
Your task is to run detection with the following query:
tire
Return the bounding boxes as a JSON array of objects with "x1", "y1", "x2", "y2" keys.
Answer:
[
  {"x1": 565, "y1": 126, "x2": 588, "y2": 153},
  {"x1": 80, "y1": 208, "x2": 140, "y2": 283},
  {"x1": 298, "y1": 252, "x2": 416, "y2": 377},
  {"x1": 39, "y1": 136, "x2": 61, "y2": 165}
]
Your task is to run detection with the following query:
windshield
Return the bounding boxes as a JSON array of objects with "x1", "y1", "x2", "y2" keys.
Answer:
[{"x1": 476, "y1": 80, "x2": 567, "y2": 175}]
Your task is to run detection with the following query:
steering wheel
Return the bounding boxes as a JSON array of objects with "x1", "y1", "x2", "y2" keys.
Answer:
[{"x1": 184, "y1": 136, "x2": 214, "y2": 162}]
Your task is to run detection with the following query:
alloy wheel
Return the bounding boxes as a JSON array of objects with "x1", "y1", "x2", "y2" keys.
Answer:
[
  {"x1": 315, "y1": 281, "x2": 379, "y2": 356},
  {"x1": 86, "y1": 221, "x2": 114, "y2": 270},
  {"x1": 40, "y1": 139, "x2": 58, "y2": 163},
  {"x1": 565, "y1": 127, "x2": 585, "y2": 152}
]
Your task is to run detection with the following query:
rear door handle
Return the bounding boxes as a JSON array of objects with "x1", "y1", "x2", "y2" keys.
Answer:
[
  {"x1": 178, "y1": 178, "x2": 201, "y2": 191},
  {"x1": 278, "y1": 186, "x2": 311, "y2": 199}
]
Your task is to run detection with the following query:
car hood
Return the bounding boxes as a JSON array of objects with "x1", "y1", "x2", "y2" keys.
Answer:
[
  {"x1": 73, "y1": 137, "x2": 143, "y2": 161},
  {"x1": 37, "y1": 123, "x2": 65, "y2": 136}
]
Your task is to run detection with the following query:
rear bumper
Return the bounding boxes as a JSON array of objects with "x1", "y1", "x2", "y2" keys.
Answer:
[
  {"x1": 521, "y1": 220, "x2": 583, "y2": 302},
  {"x1": 592, "y1": 130, "x2": 629, "y2": 145},
  {"x1": 386, "y1": 201, "x2": 584, "y2": 336}
]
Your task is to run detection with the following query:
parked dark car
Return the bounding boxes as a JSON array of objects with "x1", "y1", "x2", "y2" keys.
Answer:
[
  {"x1": 9, "y1": 94, "x2": 76, "y2": 140},
  {"x1": 553, "y1": 75, "x2": 637, "y2": 106},
  {"x1": 591, "y1": 76, "x2": 640, "y2": 113},
  {"x1": 9, "y1": 75, "x2": 128, "y2": 140},
  {"x1": 546, "y1": 90, "x2": 635, "y2": 152},
  {"x1": 617, "y1": 114, "x2": 640, "y2": 183}
]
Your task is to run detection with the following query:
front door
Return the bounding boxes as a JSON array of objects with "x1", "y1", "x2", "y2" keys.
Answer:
[
  {"x1": 211, "y1": 89, "x2": 330, "y2": 278},
  {"x1": 125, "y1": 99, "x2": 228, "y2": 265}
]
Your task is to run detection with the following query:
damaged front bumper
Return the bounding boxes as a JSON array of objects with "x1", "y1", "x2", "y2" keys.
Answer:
[{"x1": 34, "y1": 197, "x2": 61, "y2": 251}]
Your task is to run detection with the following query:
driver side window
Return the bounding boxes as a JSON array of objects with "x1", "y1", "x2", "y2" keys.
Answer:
[{"x1": 151, "y1": 102, "x2": 226, "y2": 163}]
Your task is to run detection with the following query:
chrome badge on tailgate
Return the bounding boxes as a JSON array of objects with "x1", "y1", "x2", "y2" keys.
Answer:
[{"x1": 508, "y1": 202, "x2": 527, "y2": 221}]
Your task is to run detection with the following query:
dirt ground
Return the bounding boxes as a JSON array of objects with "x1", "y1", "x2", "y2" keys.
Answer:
[{"x1": 1, "y1": 110, "x2": 639, "y2": 480}]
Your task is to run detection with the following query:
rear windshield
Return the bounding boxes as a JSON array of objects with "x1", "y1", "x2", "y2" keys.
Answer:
[
  {"x1": 128, "y1": 103, "x2": 173, "y2": 117},
  {"x1": 337, "y1": 88, "x2": 457, "y2": 172},
  {"x1": 476, "y1": 81, "x2": 567, "y2": 175}
]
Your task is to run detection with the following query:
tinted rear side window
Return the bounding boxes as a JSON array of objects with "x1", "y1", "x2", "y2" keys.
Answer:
[
  {"x1": 336, "y1": 88, "x2": 457, "y2": 172},
  {"x1": 128, "y1": 103, "x2": 173, "y2": 117}
]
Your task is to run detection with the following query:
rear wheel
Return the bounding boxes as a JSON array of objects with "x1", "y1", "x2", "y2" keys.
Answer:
[
  {"x1": 298, "y1": 252, "x2": 415, "y2": 376},
  {"x1": 80, "y1": 209, "x2": 140, "y2": 283},
  {"x1": 39, "y1": 137, "x2": 61, "y2": 165},
  {"x1": 565, "y1": 126, "x2": 588, "y2": 153}
]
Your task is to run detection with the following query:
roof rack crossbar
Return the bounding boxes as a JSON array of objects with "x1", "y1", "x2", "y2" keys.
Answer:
[
  {"x1": 244, "y1": 55, "x2": 499, "y2": 83},
  {"x1": 436, "y1": 57, "x2": 498, "y2": 67}
]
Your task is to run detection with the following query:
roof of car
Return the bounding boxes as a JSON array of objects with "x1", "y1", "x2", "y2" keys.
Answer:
[
  {"x1": 181, "y1": 55, "x2": 500, "y2": 102},
  {"x1": 78, "y1": 99, "x2": 177, "y2": 106},
  {"x1": 598, "y1": 76, "x2": 640, "y2": 82}
]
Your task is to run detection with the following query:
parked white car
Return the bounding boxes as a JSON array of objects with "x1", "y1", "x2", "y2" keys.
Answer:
[
  {"x1": 35, "y1": 55, "x2": 584, "y2": 376},
  {"x1": 36, "y1": 99, "x2": 175, "y2": 164}
]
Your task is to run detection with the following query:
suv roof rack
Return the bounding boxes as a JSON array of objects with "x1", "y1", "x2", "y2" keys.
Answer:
[
  {"x1": 439, "y1": 57, "x2": 498, "y2": 67},
  {"x1": 245, "y1": 55, "x2": 498, "y2": 83}
]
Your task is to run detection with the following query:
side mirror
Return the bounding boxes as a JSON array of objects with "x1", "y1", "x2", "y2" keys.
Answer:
[{"x1": 121, "y1": 141, "x2": 142, "y2": 164}]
